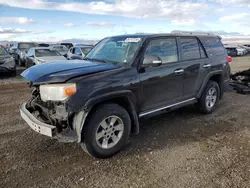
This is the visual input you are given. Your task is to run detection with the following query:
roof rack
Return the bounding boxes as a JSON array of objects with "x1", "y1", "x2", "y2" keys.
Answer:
[{"x1": 171, "y1": 30, "x2": 217, "y2": 36}]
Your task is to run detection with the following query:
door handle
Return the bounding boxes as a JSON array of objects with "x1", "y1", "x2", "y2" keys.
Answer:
[
  {"x1": 174, "y1": 69, "x2": 184, "y2": 74},
  {"x1": 203, "y1": 64, "x2": 211, "y2": 68}
]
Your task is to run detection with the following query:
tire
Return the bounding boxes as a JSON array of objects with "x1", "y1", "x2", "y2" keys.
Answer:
[
  {"x1": 198, "y1": 81, "x2": 220, "y2": 114},
  {"x1": 81, "y1": 103, "x2": 131, "y2": 158}
]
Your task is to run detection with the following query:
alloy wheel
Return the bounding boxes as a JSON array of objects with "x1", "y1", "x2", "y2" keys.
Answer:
[
  {"x1": 206, "y1": 87, "x2": 217, "y2": 108},
  {"x1": 95, "y1": 115, "x2": 124, "y2": 149}
]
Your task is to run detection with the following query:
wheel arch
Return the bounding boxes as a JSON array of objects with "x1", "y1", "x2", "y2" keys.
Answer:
[
  {"x1": 73, "y1": 90, "x2": 140, "y2": 143},
  {"x1": 197, "y1": 70, "x2": 224, "y2": 99}
]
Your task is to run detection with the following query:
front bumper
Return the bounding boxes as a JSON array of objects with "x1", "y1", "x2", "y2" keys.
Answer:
[{"x1": 20, "y1": 102, "x2": 56, "y2": 137}]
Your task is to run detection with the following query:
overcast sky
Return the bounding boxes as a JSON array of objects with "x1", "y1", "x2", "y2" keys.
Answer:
[{"x1": 0, "y1": 0, "x2": 250, "y2": 42}]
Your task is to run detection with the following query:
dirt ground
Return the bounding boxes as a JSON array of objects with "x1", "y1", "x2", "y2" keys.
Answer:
[{"x1": 1, "y1": 56, "x2": 250, "y2": 188}]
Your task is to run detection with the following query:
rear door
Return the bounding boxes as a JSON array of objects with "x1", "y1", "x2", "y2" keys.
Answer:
[{"x1": 178, "y1": 37, "x2": 209, "y2": 99}]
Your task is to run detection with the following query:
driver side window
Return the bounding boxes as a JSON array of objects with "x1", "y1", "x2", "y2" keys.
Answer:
[{"x1": 145, "y1": 38, "x2": 178, "y2": 64}]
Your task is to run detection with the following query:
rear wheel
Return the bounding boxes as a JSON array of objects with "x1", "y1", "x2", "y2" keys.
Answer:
[
  {"x1": 81, "y1": 103, "x2": 131, "y2": 158},
  {"x1": 198, "y1": 81, "x2": 220, "y2": 114}
]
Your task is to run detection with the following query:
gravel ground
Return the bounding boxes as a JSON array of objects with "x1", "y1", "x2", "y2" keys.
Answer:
[{"x1": 1, "y1": 56, "x2": 250, "y2": 188}]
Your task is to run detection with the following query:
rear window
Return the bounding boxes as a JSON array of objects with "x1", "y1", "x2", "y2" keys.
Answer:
[
  {"x1": 180, "y1": 37, "x2": 206, "y2": 61},
  {"x1": 18, "y1": 43, "x2": 36, "y2": 50},
  {"x1": 81, "y1": 47, "x2": 92, "y2": 55},
  {"x1": 201, "y1": 37, "x2": 225, "y2": 56},
  {"x1": 35, "y1": 49, "x2": 61, "y2": 57}
]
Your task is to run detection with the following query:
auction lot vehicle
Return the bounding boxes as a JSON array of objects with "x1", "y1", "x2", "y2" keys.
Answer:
[
  {"x1": 20, "y1": 33, "x2": 231, "y2": 158},
  {"x1": 226, "y1": 47, "x2": 237, "y2": 57},
  {"x1": 236, "y1": 47, "x2": 247, "y2": 56},
  {"x1": 0, "y1": 45, "x2": 16, "y2": 76},
  {"x1": 67, "y1": 46, "x2": 93, "y2": 60},
  {"x1": 242, "y1": 45, "x2": 250, "y2": 53},
  {"x1": 60, "y1": 43, "x2": 73, "y2": 49},
  {"x1": 26, "y1": 47, "x2": 67, "y2": 67},
  {"x1": 51, "y1": 45, "x2": 68, "y2": 57},
  {"x1": 10, "y1": 42, "x2": 37, "y2": 66}
]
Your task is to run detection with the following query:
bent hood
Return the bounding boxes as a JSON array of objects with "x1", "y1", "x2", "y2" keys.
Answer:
[{"x1": 21, "y1": 60, "x2": 120, "y2": 84}]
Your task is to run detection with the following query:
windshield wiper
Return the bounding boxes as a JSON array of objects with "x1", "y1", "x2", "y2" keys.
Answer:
[{"x1": 83, "y1": 57, "x2": 109, "y2": 64}]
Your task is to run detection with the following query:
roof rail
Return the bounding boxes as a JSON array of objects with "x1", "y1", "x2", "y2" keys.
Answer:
[{"x1": 171, "y1": 30, "x2": 217, "y2": 36}]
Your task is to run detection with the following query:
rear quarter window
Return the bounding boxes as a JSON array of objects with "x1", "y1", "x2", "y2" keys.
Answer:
[
  {"x1": 200, "y1": 37, "x2": 225, "y2": 56},
  {"x1": 179, "y1": 37, "x2": 206, "y2": 61}
]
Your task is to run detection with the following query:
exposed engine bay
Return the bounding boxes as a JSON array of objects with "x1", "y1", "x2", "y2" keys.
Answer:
[{"x1": 25, "y1": 87, "x2": 70, "y2": 133}]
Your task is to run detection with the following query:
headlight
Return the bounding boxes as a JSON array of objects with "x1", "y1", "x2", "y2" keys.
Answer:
[{"x1": 40, "y1": 83, "x2": 76, "y2": 102}]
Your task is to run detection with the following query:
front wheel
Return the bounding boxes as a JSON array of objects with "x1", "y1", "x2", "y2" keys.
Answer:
[
  {"x1": 81, "y1": 103, "x2": 131, "y2": 158},
  {"x1": 198, "y1": 81, "x2": 220, "y2": 114}
]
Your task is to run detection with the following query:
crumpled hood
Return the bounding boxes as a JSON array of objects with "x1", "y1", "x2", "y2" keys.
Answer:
[
  {"x1": 21, "y1": 60, "x2": 120, "y2": 84},
  {"x1": 37, "y1": 56, "x2": 67, "y2": 62}
]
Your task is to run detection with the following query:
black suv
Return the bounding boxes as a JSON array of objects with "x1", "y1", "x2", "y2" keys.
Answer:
[{"x1": 20, "y1": 33, "x2": 231, "y2": 158}]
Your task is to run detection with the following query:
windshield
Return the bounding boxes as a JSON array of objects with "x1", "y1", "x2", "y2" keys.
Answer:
[
  {"x1": 35, "y1": 49, "x2": 61, "y2": 57},
  {"x1": 53, "y1": 46, "x2": 67, "y2": 53},
  {"x1": 0, "y1": 47, "x2": 7, "y2": 56},
  {"x1": 86, "y1": 36, "x2": 142, "y2": 64},
  {"x1": 18, "y1": 43, "x2": 36, "y2": 50},
  {"x1": 81, "y1": 47, "x2": 92, "y2": 55}
]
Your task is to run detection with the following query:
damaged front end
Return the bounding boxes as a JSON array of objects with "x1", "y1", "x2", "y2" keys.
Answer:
[
  {"x1": 230, "y1": 69, "x2": 250, "y2": 94},
  {"x1": 21, "y1": 86, "x2": 78, "y2": 142}
]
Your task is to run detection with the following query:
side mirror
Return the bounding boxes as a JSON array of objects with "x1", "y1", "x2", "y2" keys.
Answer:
[{"x1": 142, "y1": 55, "x2": 162, "y2": 68}]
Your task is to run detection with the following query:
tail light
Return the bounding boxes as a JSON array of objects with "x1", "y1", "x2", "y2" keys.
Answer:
[{"x1": 227, "y1": 56, "x2": 232, "y2": 63}]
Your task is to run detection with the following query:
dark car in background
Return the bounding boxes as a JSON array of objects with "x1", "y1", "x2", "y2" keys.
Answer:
[
  {"x1": 0, "y1": 45, "x2": 16, "y2": 76},
  {"x1": 60, "y1": 43, "x2": 73, "y2": 49},
  {"x1": 38, "y1": 43, "x2": 50, "y2": 47},
  {"x1": 20, "y1": 33, "x2": 231, "y2": 158},
  {"x1": 67, "y1": 45, "x2": 93, "y2": 60},
  {"x1": 225, "y1": 47, "x2": 237, "y2": 57},
  {"x1": 10, "y1": 42, "x2": 38, "y2": 66}
]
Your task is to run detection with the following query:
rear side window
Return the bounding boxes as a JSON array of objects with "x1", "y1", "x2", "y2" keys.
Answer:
[
  {"x1": 201, "y1": 37, "x2": 225, "y2": 56},
  {"x1": 145, "y1": 38, "x2": 178, "y2": 64},
  {"x1": 180, "y1": 37, "x2": 205, "y2": 61}
]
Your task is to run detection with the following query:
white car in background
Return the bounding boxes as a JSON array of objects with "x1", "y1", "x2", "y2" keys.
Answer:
[
  {"x1": 242, "y1": 45, "x2": 250, "y2": 53},
  {"x1": 236, "y1": 47, "x2": 246, "y2": 56}
]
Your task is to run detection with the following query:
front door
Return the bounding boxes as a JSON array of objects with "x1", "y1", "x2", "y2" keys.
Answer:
[{"x1": 139, "y1": 37, "x2": 185, "y2": 112}]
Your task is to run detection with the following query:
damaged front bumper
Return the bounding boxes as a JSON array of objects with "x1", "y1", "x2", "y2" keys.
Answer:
[
  {"x1": 20, "y1": 102, "x2": 57, "y2": 137},
  {"x1": 20, "y1": 102, "x2": 79, "y2": 142}
]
